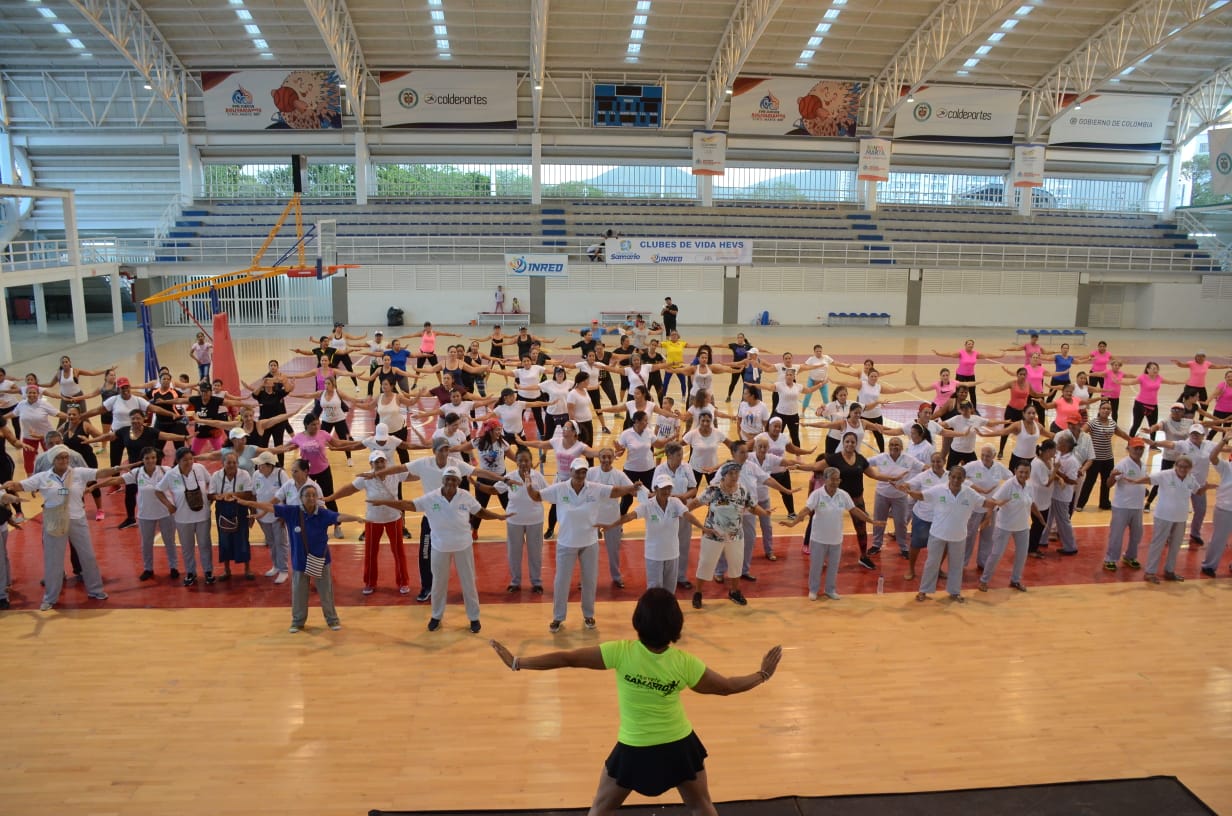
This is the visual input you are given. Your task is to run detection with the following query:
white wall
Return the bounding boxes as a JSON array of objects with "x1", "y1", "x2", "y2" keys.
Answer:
[
  {"x1": 347, "y1": 264, "x2": 531, "y2": 326},
  {"x1": 1130, "y1": 281, "x2": 1232, "y2": 330},
  {"x1": 739, "y1": 265, "x2": 910, "y2": 326},
  {"x1": 920, "y1": 293, "x2": 1078, "y2": 327}
]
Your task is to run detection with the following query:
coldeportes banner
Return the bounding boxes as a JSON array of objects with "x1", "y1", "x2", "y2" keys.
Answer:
[
  {"x1": 728, "y1": 76, "x2": 861, "y2": 137},
  {"x1": 379, "y1": 70, "x2": 517, "y2": 129},
  {"x1": 1047, "y1": 94, "x2": 1172, "y2": 150},
  {"x1": 1210, "y1": 128, "x2": 1232, "y2": 196},
  {"x1": 604, "y1": 238, "x2": 753, "y2": 265},
  {"x1": 892, "y1": 86, "x2": 1020, "y2": 144},
  {"x1": 505, "y1": 253, "x2": 568, "y2": 278},
  {"x1": 201, "y1": 70, "x2": 343, "y2": 130},
  {"x1": 691, "y1": 130, "x2": 727, "y2": 176},
  {"x1": 857, "y1": 138, "x2": 891, "y2": 182},
  {"x1": 1012, "y1": 144, "x2": 1046, "y2": 188}
]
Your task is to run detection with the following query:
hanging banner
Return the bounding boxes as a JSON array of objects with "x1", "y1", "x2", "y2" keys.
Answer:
[
  {"x1": 1012, "y1": 144, "x2": 1046, "y2": 188},
  {"x1": 379, "y1": 70, "x2": 517, "y2": 129},
  {"x1": 892, "y1": 86, "x2": 1020, "y2": 144},
  {"x1": 691, "y1": 130, "x2": 727, "y2": 176},
  {"x1": 1208, "y1": 128, "x2": 1232, "y2": 196},
  {"x1": 1047, "y1": 94, "x2": 1172, "y2": 150},
  {"x1": 857, "y1": 138, "x2": 891, "y2": 182},
  {"x1": 201, "y1": 70, "x2": 343, "y2": 130},
  {"x1": 505, "y1": 253, "x2": 568, "y2": 278},
  {"x1": 604, "y1": 238, "x2": 753, "y2": 266},
  {"x1": 728, "y1": 76, "x2": 862, "y2": 137}
]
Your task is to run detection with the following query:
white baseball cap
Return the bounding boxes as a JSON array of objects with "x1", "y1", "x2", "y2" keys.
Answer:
[
  {"x1": 569, "y1": 458, "x2": 590, "y2": 471},
  {"x1": 1189, "y1": 425, "x2": 1205, "y2": 436},
  {"x1": 652, "y1": 474, "x2": 674, "y2": 490},
  {"x1": 374, "y1": 423, "x2": 390, "y2": 442},
  {"x1": 368, "y1": 449, "x2": 387, "y2": 463},
  {"x1": 441, "y1": 466, "x2": 462, "y2": 479},
  {"x1": 228, "y1": 427, "x2": 247, "y2": 440}
]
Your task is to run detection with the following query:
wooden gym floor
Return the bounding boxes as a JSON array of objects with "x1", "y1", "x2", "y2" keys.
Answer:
[{"x1": 1, "y1": 323, "x2": 1230, "y2": 815}]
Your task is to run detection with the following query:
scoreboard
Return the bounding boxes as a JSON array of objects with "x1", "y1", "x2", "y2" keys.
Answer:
[{"x1": 592, "y1": 84, "x2": 663, "y2": 128}]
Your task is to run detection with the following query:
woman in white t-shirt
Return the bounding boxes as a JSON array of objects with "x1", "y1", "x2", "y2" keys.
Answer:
[
  {"x1": 326, "y1": 449, "x2": 413, "y2": 595},
  {"x1": 600, "y1": 474, "x2": 708, "y2": 590},
  {"x1": 737, "y1": 385, "x2": 771, "y2": 442},
  {"x1": 123, "y1": 446, "x2": 178, "y2": 580},
  {"x1": 156, "y1": 447, "x2": 215, "y2": 587},
  {"x1": 978, "y1": 461, "x2": 1044, "y2": 591},
  {"x1": 682, "y1": 411, "x2": 724, "y2": 487},
  {"x1": 250, "y1": 451, "x2": 290, "y2": 582},
  {"x1": 494, "y1": 448, "x2": 550, "y2": 592},
  {"x1": 208, "y1": 452, "x2": 256, "y2": 580},
  {"x1": 615, "y1": 410, "x2": 663, "y2": 512},
  {"x1": 770, "y1": 367, "x2": 826, "y2": 447},
  {"x1": 518, "y1": 421, "x2": 601, "y2": 540},
  {"x1": 492, "y1": 387, "x2": 549, "y2": 446},
  {"x1": 566, "y1": 372, "x2": 599, "y2": 446},
  {"x1": 540, "y1": 366, "x2": 574, "y2": 442}
]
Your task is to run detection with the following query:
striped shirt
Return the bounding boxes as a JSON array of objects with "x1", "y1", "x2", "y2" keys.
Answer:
[{"x1": 1086, "y1": 418, "x2": 1118, "y2": 461}]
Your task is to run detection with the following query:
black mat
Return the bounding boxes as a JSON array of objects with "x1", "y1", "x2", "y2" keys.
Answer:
[{"x1": 370, "y1": 775, "x2": 1215, "y2": 815}]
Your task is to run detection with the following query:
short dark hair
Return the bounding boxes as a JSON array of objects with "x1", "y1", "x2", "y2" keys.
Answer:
[{"x1": 632, "y1": 588, "x2": 684, "y2": 649}]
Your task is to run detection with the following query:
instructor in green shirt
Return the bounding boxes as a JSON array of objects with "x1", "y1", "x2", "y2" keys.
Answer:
[{"x1": 489, "y1": 588, "x2": 781, "y2": 814}]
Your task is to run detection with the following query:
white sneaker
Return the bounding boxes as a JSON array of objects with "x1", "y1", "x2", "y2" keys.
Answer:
[
  {"x1": 328, "y1": 623, "x2": 342, "y2": 631},
  {"x1": 398, "y1": 586, "x2": 411, "y2": 595},
  {"x1": 264, "y1": 567, "x2": 279, "y2": 577},
  {"x1": 274, "y1": 571, "x2": 288, "y2": 584},
  {"x1": 39, "y1": 601, "x2": 53, "y2": 611},
  {"x1": 288, "y1": 625, "x2": 300, "y2": 633},
  {"x1": 825, "y1": 592, "x2": 842, "y2": 601},
  {"x1": 333, "y1": 525, "x2": 343, "y2": 539},
  {"x1": 88, "y1": 592, "x2": 109, "y2": 601},
  {"x1": 362, "y1": 586, "x2": 375, "y2": 595},
  {"x1": 808, "y1": 592, "x2": 818, "y2": 601}
]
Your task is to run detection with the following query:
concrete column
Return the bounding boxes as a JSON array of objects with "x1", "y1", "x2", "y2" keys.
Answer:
[
  {"x1": 722, "y1": 267, "x2": 739, "y2": 324},
  {"x1": 64, "y1": 194, "x2": 87, "y2": 344},
  {"x1": 697, "y1": 175, "x2": 713, "y2": 207},
  {"x1": 530, "y1": 277, "x2": 545, "y2": 323},
  {"x1": 1017, "y1": 186, "x2": 1033, "y2": 216},
  {"x1": 0, "y1": 129, "x2": 16, "y2": 186},
  {"x1": 111, "y1": 266, "x2": 124, "y2": 334},
  {"x1": 178, "y1": 131, "x2": 198, "y2": 205},
  {"x1": 0, "y1": 284, "x2": 12, "y2": 365},
  {"x1": 354, "y1": 132, "x2": 370, "y2": 205},
  {"x1": 32, "y1": 283, "x2": 47, "y2": 333},
  {"x1": 530, "y1": 133, "x2": 543, "y2": 205},
  {"x1": 863, "y1": 180, "x2": 878, "y2": 212}
]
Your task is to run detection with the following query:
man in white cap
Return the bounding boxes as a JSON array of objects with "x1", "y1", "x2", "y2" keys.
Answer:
[
  {"x1": 1143, "y1": 402, "x2": 1193, "y2": 513},
  {"x1": 251, "y1": 451, "x2": 290, "y2": 583},
  {"x1": 652, "y1": 441, "x2": 699, "y2": 588},
  {"x1": 325, "y1": 449, "x2": 412, "y2": 596},
  {"x1": 1200, "y1": 436, "x2": 1232, "y2": 578},
  {"x1": 1150, "y1": 425, "x2": 1218, "y2": 547},
  {"x1": 372, "y1": 466, "x2": 510, "y2": 633},
  {"x1": 526, "y1": 457, "x2": 641, "y2": 632},
  {"x1": 1122, "y1": 455, "x2": 1201, "y2": 583},
  {"x1": 369, "y1": 436, "x2": 505, "y2": 602},
  {"x1": 598, "y1": 472, "x2": 708, "y2": 590}
]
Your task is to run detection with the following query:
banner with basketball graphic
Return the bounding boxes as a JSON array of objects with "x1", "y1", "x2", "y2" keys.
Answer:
[
  {"x1": 728, "y1": 76, "x2": 862, "y2": 137},
  {"x1": 892, "y1": 86, "x2": 1020, "y2": 144},
  {"x1": 379, "y1": 70, "x2": 517, "y2": 129},
  {"x1": 857, "y1": 138, "x2": 891, "y2": 182},
  {"x1": 201, "y1": 70, "x2": 343, "y2": 130},
  {"x1": 1210, "y1": 127, "x2": 1232, "y2": 196},
  {"x1": 691, "y1": 130, "x2": 727, "y2": 175}
]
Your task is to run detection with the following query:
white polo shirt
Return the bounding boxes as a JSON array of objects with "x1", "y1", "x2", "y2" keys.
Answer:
[
  {"x1": 1053, "y1": 453, "x2": 1080, "y2": 504},
  {"x1": 273, "y1": 477, "x2": 322, "y2": 508},
  {"x1": 804, "y1": 487, "x2": 855, "y2": 546},
  {"x1": 653, "y1": 461, "x2": 697, "y2": 498},
  {"x1": 947, "y1": 414, "x2": 987, "y2": 455},
  {"x1": 353, "y1": 471, "x2": 411, "y2": 524},
  {"x1": 494, "y1": 470, "x2": 549, "y2": 526},
  {"x1": 1214, "y1": 460, "x2": 1232, "y2": 512},
  {"x1": 907, "y1": 469, "x2": 947, "y2": 521},
  {"x1": 252, "y1": 468, "x2": 287, "y2": 521},
  {"x1": 993, "y1": 478, "x2": 1034, "y2": 532},
  {"x1": 123, "y1": 465, "x2": 171, "y2": 521},
  {"x1": 208, "y1": 468, "x2": 253, "y2": 501},
  {"x1": 963, "y1": 459, "x2": 1012, "y2": 514},
  {"x1": 21, "y1": 467, "x2": 99, "y2": 520},
  {"x1": 412, "y1": 489, "x2": 481, "y2": 552},
  {"x1": 1174, "y1": 439, "x2": 1216, "y2": 485},
  {"x1": 405, "y1": 456, "x2": 475, "y2": 494},
  {"x1": 155, "y1": 463, "x2": 212, "y2": 524},
  {"x1": 634, "y1": 497, "x2": 688, "y2": 560},
  {"x1": 683, "y1": 428, "x2": 722, "y2": 473},
  {"x1": 538, "y1": 481, "x2": 614, "y2": 549},
  {"x1": 1029, "y1": 458, "x2": 1055, "y2": 510},
  {"x1": 1111, "y1": 456, "x2": 1148, "y2": 510},
  {"x1": 920, "y1": 483, "x2": 983, "y2": 541},
  {"x1": 869, "y1": 452, "x2": 923, "y2": 498},
  {"x1": 587, "y1": 466, "x2": 634, "y2": 525},
  {"x1": 618, "y1": 426, "x2": 656, "y2": 472},
  {"x1": 1148, "y1": 470, "x2": 1200, "y2": 523}
]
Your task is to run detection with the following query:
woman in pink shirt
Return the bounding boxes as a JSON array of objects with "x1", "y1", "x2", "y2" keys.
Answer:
[
  {"x1": 1101, "y1": 359, "x2": 1126, "y2": 423},
  {"x1": 1128, "y1": 362, "x2": 1186, "y2": 437},
  {"x1": 1041, "y1": 382, "x2": 1097, "y2": 433},
  {"x1": 1087, "y1": 341, "x2": 1111, "y2": 389},
  {"x1": 912, "y1": 368, "x2": 960, "y2": 419},
  {"x1": 287, "y1": 413, "x2": 349, "y2": 538},
  {"x1": 1003, "y1": 352, "x2": 1052, "y2": 419},
  {"x1": 1004, "y1": 332, "x2": 1045, "y2": 365},
  {"x1": 933, "y1": 340, "x2": 1001, "y2": 411},
  {"x1": 1210, "y1": 370, "x2": 1232, "y2": 437},
  {"x1": 1172, "y1": 351, "x2": 1228, "y2": 406}
]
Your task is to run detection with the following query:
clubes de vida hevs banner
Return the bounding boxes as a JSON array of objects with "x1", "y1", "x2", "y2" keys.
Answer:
[{"x1": 604, "y1": 238, "x2": 754, "y2": 265}]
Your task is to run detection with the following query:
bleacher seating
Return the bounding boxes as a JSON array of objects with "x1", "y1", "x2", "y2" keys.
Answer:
[{"x1": 827, "y1": 312, "x2": 891, "y2": 326}]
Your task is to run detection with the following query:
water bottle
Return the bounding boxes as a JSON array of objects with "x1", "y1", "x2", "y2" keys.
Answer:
[{"x1": 877, "y1": 576, "x2": 885, "y2": 595}]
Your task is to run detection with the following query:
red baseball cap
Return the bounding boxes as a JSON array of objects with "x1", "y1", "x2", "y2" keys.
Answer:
[{"x1": 117, "y1": 376, "x2": 131, "y2": 387}]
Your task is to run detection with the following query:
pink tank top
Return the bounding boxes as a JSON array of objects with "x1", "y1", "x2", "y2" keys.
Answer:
[
  {"x1": 932, "y1": 380, "x2": 956, "y2": 408},
  {"x1": 1090, "y1": 350, "x2": 1111, "y2": 374},
  {"x1": 1102, "y1": 370, "x2": 1123, "y2": 398},
  {"x1": 1053, "y1": 397, "x2": 1081, "y2": 428},
  {"x1": 957, "y1": 349, "x2": 979, "y2": 377},
  {"x1": 420, "y1": 331, "x2": 437, "y2": 354},
  {"x1": 1025, "y1": 365, "x2": 1046, "y2": 393},
  {"x1": 1187, "y1": 360, "x2": 1212, "y2": 388},
  {"x1": 1213, "y1": 382, "x2": 1232, "y2": 413},
  {"x1": 1136, "y1": 374, "x2": 1162, "y2": 406}
]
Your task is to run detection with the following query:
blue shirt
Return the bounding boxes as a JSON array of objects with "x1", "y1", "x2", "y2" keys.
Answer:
[
  {"x1": 387, "y1": 349, "x2": 411, "y2": 370},
  {"x1": 274, "y1": 503, "x2": 339, "y2": 573},
  {"x1": 1054, "y1": 355, "x2": 1074, "y2": 381}
]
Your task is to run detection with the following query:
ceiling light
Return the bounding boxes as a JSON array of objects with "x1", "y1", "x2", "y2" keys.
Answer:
[
  {"x1": 244, "y1": 24, "x2": 261, "y2": 35},
  {"x1": 79, "y1": 52, "x2": 91, "y2": 57},
  {"x1": 430, "y1": 10, "x2": 444, "y2": 20},
  {"x1": 807, "y1": 36, "x2": 822, "y2": 47},
  {"x1": 338, "y1": 83, "x2": 346, "y2": 88},
  {"x1": 143, "y1": 82, "x2": 152, "y2": 90},
  {"x1": 1074, "y1": 102, "x2": 1082, "y2": 110},
  {"x1": 633, "y1": 15, "x2": 647, "y2": 25},
  {"x1": 433, "y1": 24, "x2": 447, "y2": 35},
  {"x1": 626, "y1": 43, "x2": 641, "y2": 54},
  {"x1": 37, "y1": 6, "x2": 56, "y2": 17},
  {"x1": 636, "y1": 0, "x2": 651, "y2": 9},
  {"x1": 1014, "y1": 4, "x2": 1033, "y2": 15},
  {"x1": 236, "y1": 9, "x2": 252, "y2": 19},
  {"x1": 725, "y1": 87, "x2": 732, "y2": 95},
  {"x1": 52, "y1": 22, "x2": 71, "y2": 33},
  {"x1": 823, "y1": 8, "x2": 839, "y2": 19},
  {"x1": 67, "y1": 38, "x2": 84, "y2": 48},
  {"x1": 260, "y1": 52, "x2": 273, "y2": 58},
  {"x1": 436, "y1": 38, "x2": 450, "y2": 49},
  {"x1": 906, "y1": 92, "x2": 915, "y2": 103},
  {"x1": 253, "y1": 38, "x2": 268, "y2": 49},
  {"x1": 963, "y1": 58, "x2": 980, "y2": 68},
  {"x1": 534, "y1": 82, "x2": 543, "y2": 91},
  {"x1": 799, "y1": 49, "x2": 815, "y2": 60},
  {"x1": 630, "y1": 28, "x2": 644, "y2": 39}
]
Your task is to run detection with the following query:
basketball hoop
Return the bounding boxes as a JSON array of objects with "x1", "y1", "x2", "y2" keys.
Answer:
[{"x1": 284, "y1": 267, "x2": 319, "y2": 278}]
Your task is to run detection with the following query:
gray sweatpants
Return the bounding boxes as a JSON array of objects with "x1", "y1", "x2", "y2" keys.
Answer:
[
  {"x1": 1201, "y1": 507, "x2": 1232, "y2": 571},
  {"x1": 1190, "y1": 492, "x2": 1208, "y2": 541},
  {"x1": 291, "y1": 565, "x2": 338, "y2": 628},
  {"x1": 602, "y1": 524, "x2": 624, "y2": 583},
  {"x1": 981, "y1": 527, "x2": 1029, "y2": 585},
  {"x1": 552, "y1": 543, "x2": 598, "y2": 622},
  {"x1": 645, "y1": 556, "x2": 678, "y2": 590},
  {"x1": 506, "y1": 522, "x2": 543, "y2": 587},
  {"x1": 259, "y1": 519, "x2": 288, "y2": 573},
  {"x1": 138, "y1": 516, "x2": 178, "y2": 572},
  {"x1": 920, "y1": 535, "x2": 964, "y2": 596},
  {"x1": 873, "y1": 493, "x2": 909, "y2": 553},
  {"x1": 42, "y1": 517, "x2": 105, "y2": 606},
  {"x1": 1047, "y1": 498, "x2": 1077, "y2": 551},
  {"x1": 676, "y1": 517, "x2": 692, "y2": 582},
  {"x1": 430, "y1": 547, "x2": 480, "y2": 622},
  {"x1": 808, "y1": 542, "x2": 841, "y2": 597},
  {"x1": 1146, "y1": 519, "x2": 1186, "y2": 576},
  {"x1": 1104, "y1": 507, "x2": 1143, "y2": 562},
  {"x1": 177, "y1": 519, "x2": 213, "y2": 575},
  {"x1": 964, "y1": 509, "x2": 997, "y2": 568}
]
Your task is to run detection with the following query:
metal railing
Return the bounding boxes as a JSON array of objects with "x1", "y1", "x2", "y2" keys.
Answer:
[{"x1": 1175, "y1": 209, "x2": 1231, "y2": 273}]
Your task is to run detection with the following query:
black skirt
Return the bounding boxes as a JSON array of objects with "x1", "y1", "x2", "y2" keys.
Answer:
[{"x1": 604, "y1": 731, "x2": 708, "y2": 797}]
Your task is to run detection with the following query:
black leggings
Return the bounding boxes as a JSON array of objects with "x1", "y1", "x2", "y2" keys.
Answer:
[
  {"x1": 770, "y1": 470, "x2": 795, "y2": 515},
  {"x1": 599, "y1": 378, "x2": 619, "y2": 407},
  {"x1": 576, "y1": 419, "x2": 595, "y2": 449},
  {"x1": 956, "y1": 373, "x2": 977, "y2": 410},
  {"x1": 260, "y1": 421, "x2": 292, "y2": 466},
  {"x1": 726, "y1": 373, "x2": 743, "y2": 401},
  {"x1": 824, "y1": 436, "x2": 841, "y2": 456},
  {"x1": 311, "y1": 467, "x2": 338, "y2": 513},
  {"x1": 1028, "y1": 506, "x2": 1050, "y2": 552},
  {"x1": 517, "y1": 393, "x2": 545, "y2": 438},
  {"x1": 1108, "y1": 397, "x2": 1121, "y2": 425},
  {"x1": 773, "y1": 412, "x2": 801, "y2": 447},
  {"x1": 621, "y1": 468, "x2": 655, "y2": 513},
  {"x1": 999, "y1": 405, "x2": 1024, "y2": 457},
  {"x1": 1128, "y1": 401, "x2": 1157, "y2": 437},
  {"x1": 322, "y1": 419, "x2": 351, "y2": 449},
  {"x1": 544, "y1": 412, "x2": 568, "y2": 442},
  {"x1": 863, "y1": 416, "x2": 886, "y2": 452},
  {"x1": 692, "y1": 469, "x2": 714, "y2": 488},
  {"x1": 1077, "y1": 457, "x2": 1114, "y2": 510},
  {"x1": 473, "y1": 476, "x2": 509, "y2": 530},
  {"x1": 334, "y1": 353, "x2": 356, "y2": 385},
  {"x1": 946, "y1": 448, "x2": 976, "y2": 470}
]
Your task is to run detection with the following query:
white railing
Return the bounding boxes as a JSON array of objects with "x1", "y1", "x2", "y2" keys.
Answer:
[
  {"x1": 152, "y1": 196, "x2": 184, "y2": 244},
  {"x1": 1175, "y1": 209, "x2": 1231, "y2": 273}
]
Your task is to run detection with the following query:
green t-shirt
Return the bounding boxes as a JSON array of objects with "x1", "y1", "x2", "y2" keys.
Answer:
[{"x1": 599, "y1": 640, "x2": 706, "y2": 747}]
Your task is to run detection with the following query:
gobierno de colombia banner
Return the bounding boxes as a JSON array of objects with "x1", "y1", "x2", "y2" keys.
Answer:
[
  {"x1": 604, "y1": 238, "x2": 753, "y2": 266},
  {"x1": 379, "y1": 70, "x2": 517, "y2": 129},
  {"x1": 728, "y1": 76, "x2": 862, "y2": 137},
  {"x1": 1047, "y1": 94, "x2": 1172, "y2": 151},
  {"x1": 202, "y1": 70, "x2": 344, "y2": 130}
]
